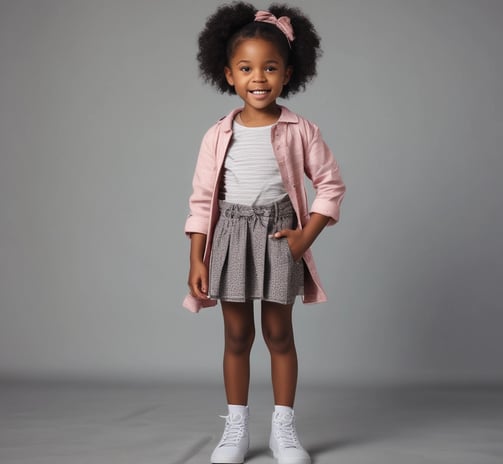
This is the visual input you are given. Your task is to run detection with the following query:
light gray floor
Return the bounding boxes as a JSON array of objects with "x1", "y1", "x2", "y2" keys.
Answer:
[{"x1": 0, "y1": 381, "x2": 502, "y2": 464}]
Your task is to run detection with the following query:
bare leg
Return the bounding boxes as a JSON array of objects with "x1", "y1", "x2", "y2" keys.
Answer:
[
  {"x1": 221, "y1": 301, "x2": 255, "y2": 405},
  {"x1": 261, "y1": 301, "x2": 297, "y2": 407}
]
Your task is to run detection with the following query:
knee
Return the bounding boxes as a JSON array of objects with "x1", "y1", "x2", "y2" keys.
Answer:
[
  {"x1": 262, "y1": 327, "x2": 294, "y2": 355},
  {"x1": 225, "y1": 326, "x2": 255, "y2": 355}
]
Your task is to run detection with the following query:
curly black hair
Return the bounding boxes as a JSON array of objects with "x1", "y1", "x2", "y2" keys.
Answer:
[{"x1": 197, "y1": 2, "x2": 322, "y2": 98}]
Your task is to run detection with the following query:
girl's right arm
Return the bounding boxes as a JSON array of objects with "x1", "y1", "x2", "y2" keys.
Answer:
[
  {"x1": 187, "y1": 232, "x2": 209, "y2": 299},
  {"x1": 184, "y1": 123, "x2": 220, "y2": 305}
]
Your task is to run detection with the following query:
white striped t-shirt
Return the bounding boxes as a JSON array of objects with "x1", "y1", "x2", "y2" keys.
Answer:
[{"x1": 220, "y1": 121, "x2": 287, "y2": 206}]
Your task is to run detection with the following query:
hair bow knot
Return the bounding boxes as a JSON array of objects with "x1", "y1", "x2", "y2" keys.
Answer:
[{"x1": 254, "y1": 10, "x2": 295, "y2": 45}]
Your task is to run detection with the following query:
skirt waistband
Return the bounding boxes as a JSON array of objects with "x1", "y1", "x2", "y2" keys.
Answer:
[{"x1": 218, "y1": 195, "x2": 294, "y2": 221}]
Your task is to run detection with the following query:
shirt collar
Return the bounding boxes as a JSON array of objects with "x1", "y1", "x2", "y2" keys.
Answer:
[{"x1": 221, "y1": 105, "x2": 299, "y2": 132}]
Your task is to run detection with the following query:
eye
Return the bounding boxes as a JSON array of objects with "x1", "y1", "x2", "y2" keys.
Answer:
[
  {"x1": 265, "y1": 66, "x2": 277, "y2": 72},
  {"x1": 240, "y1": 66, "x2": 251, "y2": 72}
]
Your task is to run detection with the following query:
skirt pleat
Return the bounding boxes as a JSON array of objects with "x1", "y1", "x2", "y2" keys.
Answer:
[{"x1": 209, "y1": 196, "x2": 304, "y2": 304}]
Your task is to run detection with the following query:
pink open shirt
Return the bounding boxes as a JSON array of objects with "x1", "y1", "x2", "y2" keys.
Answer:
[{"x1": 183, "y1": 106, "x2": 346, "y2": 313}]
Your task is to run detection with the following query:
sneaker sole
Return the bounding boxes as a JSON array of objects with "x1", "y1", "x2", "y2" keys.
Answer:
[
  {"x1": 211, "y1": 459, "x2": 245, "y2": 464},
  {"x1": 270, "y1": 449, "x2": 311, "y2": 464},
  {"x1": 210, "y1": 451, "x2": 247, "y2": 464}
]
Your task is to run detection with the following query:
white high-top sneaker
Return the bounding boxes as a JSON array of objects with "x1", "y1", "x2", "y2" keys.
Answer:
[
  {"x1": 211, "y1": 406, "x2": 249, "y2": 464},
  {"x1": 269, "y1": 406, "x2": 311, "y2": 464}
]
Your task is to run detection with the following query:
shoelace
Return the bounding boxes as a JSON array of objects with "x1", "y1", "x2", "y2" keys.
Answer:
[
  {"x1": 217, "y1": 414, "x2": 246, "y2": 447},
  {"x1": 273, "y1": 412, "x2": 301, "y2": 449}
]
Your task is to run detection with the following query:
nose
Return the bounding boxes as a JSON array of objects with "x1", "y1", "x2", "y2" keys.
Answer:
[{"x1": 252, "y1": 69, "x2": 266, "y2": 82}]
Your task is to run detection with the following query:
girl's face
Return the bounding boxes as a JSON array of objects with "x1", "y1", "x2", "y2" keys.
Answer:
[{"x1": 225, "y1": 38, "x2": 292, "y2": 117}]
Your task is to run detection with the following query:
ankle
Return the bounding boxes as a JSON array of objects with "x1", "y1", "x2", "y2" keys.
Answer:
[
  {"x1": 228, "y1": 404, "x2": 249, "y2": 417},
  {"x1": 274, "y1": 404, "x2": 294, "y2": 415}
]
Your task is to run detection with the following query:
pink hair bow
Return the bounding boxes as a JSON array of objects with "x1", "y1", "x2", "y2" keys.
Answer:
[{"x1": 254, "y1": 10, "x2": 295, "y2": 46}]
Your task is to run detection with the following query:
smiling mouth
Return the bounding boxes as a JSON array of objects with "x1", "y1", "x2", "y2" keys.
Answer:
[{"x1": 249, "y1": 89, "x2": 271, "y2": 95}]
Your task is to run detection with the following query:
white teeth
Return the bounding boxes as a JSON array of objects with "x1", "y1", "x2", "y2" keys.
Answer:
[{"x1": 251, "y1": 90, "x2": 268, "y2": 95}]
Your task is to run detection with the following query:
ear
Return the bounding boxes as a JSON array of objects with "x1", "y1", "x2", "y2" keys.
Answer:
[
  {"x1": 224, "y1": 66, "x2": 234, "y2": 86},
  {"x1": 283, "y1": 65, "x2": 293, "y2": 85}
]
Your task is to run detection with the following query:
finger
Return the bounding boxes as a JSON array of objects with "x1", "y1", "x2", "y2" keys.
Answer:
[
  {"x1": 193, "y1": 288, "x2": 206, "y2": 299},
  {"x1": 271, "y1": 229, "x2": 289, "y2": 239},
  {"x1": 189, "y1": 280, "x2": 203, "y2": 299},
  {"x1": 200, "y1": 275, "x2": 208, "y2": 295},
  {"x1": 191, "y1": 279, "x2": 209, "y2": 299}
]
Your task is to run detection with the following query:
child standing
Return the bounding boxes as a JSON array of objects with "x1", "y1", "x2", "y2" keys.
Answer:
[{"x1": 183, "y1": 3, "x2": 345, "y2": 463}]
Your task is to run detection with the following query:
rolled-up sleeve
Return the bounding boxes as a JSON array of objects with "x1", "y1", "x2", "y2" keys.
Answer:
[
  {"x1": 304, "y1": 126, "x2": 346, "y2": 225},
  {"x1": 184, "y1": 127, "x2": 218, "y2": 236}
]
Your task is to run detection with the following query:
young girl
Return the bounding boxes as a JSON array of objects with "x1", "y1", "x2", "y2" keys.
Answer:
[{"x1": 183, "y1": 3, "x2": 345, "y2": 463}]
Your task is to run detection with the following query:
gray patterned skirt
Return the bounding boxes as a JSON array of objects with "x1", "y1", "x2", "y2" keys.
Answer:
[{"x1": 208, "y1": 195, "x2": 304, "y2": 305}]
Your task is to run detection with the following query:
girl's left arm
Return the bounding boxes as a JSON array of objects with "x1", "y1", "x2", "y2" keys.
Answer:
[
  {"x1": 274, "y1": 123, "x2": 346, "y2": 262},
  {"x1": 304, "y1": 126, "x2": 346, "y2": 226}
]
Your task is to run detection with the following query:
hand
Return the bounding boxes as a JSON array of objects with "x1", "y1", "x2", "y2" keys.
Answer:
[
  {"x1": 187, "y1": 260, "x2": 209, "y2": 299},
  {"x1": 272, "y1": 228, "x2": 307, "y2": 262},
  {"x1": 273, "y1": 213, "x2": 331, "y2": 262}
]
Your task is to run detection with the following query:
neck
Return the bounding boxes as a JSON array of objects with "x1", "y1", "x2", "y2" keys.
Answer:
[{"x1": 238, "y1": 105, "x2": 281, "y2": 127}]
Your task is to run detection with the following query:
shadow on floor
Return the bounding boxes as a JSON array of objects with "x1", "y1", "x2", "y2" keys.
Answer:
[
  {"x1": 309, "y1": 437, "x2": 368, "y2": 463},
  {"x1": 245, "y1": 437, "x2": 366, "y2": 462}
]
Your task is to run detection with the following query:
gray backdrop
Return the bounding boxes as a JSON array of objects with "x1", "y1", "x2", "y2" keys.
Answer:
[{"x1": 1, "y1": 0, "x2": 502, "y2": 387}]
